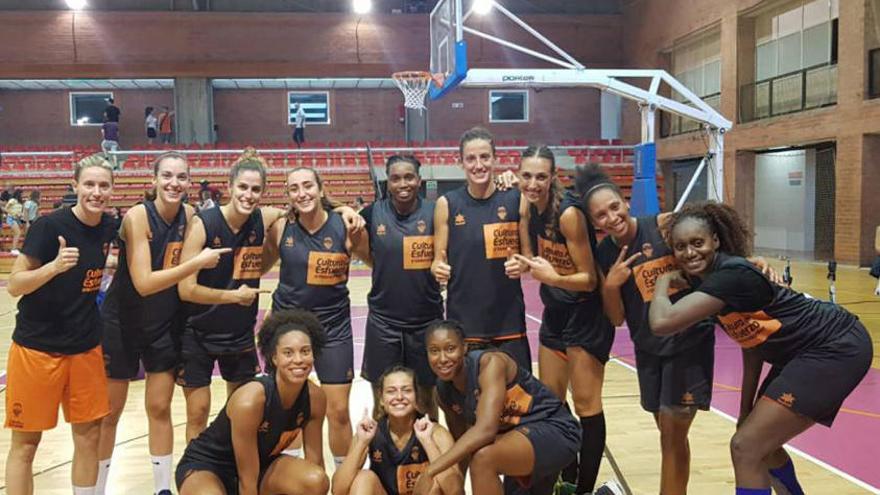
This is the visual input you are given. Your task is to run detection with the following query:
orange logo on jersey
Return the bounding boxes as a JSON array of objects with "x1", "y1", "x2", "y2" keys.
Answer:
[
  {"x1": 306, "y1": 251, "x2": 350, "y2": 286},
  {"x1": 377, "y1": 224, "x2": 387, "y2": 236},
  {"x1": 178, "y1": 223, "x2": 186, "y2": 237},
  {"x1": 163, "y1": 241, "x2": 183, "y2": 269},
  {"x1": 82, "y1": 268, "x2": 104, "y2": 293},
  {"x1": 270, "y1": 428, "x2": 302, "y2": 456},
  {"x1": 372, "y1": 450, "x2": 383, "y2": 463},
  {"x1": 232, "y1": 246, "x2": 263, "y2": 280},
  {"x1": 497, "y1": 206, "x2": 508, "y2": 220},
  {"x1": 499, "y1": 384, "x2": 533, "y2": 427},
  {"x1": 146, "y1": 228, "x2": 153, "y2": 241},
  {"x1": 212, "y1": 236, "x2": 223, "y2": 248},
  {"x1": 641, "y1": 243, "x2": 654, "y2": 259},
  {"x1": 248, "y1": 230, "x2": 258, "y2": 245},
  {"x1": 403, "y1": 235, "x2": 433, "y2": 270},
  {"x1": 259, "y1": 421, "x2": 270, "y2": 433},
  {"x1": 454, "y1": 214, "x2": 466, "y2": 226},
  {"x1": 296, "y1": 412, "x2": 305, "y2": 427},
  {"x1": 417, "y1": 219, "x2": 427, "y2": 233},
  {"x1": 681, "y1": 392, "x2": 695, "y2": 405},
  {"x1": 396, "y1": 463, "x2": 428, "y2": 495},
  {"x1": 483, "y1": 222, "x2": 519, "y2": 259},
  {"x1": 777, "y1": 393, "x2": 795, "y2": 408},
  {"x1": 632, "y1": 255, "x2": 681, "y2": 302},
  {"x1": 410, "y1": 445, "x2": 421, "y2": 461},
  {"x1": 451, "y1": 403, "x2": 463, "y2": 414},
  {"x1": 537, "y1": 237, "x2": 576, "y2": 275},
  {"x1": 284, "y1": 236, "x2": 294, "y2": 248},
  {"x1": 322, "y1": 236, "x2": 334, "y2": 250},
  {"x1": 716, "y1": 311, "x2": 782, "y2": 349}
]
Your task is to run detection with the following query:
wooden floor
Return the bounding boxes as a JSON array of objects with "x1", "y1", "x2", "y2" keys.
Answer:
[{"x1": 0, "y1": 259, "x2": 878, "y2": 494}]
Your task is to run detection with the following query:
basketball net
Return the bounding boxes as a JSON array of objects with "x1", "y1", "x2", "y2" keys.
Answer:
[{"x1": 392, "y1": 71, "x2": 445, "y2": 113}]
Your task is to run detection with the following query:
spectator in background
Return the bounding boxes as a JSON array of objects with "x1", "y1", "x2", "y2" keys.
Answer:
[
  {"x1": 101, "y1": 119, "x2": 121, "y2": 170},
  {"x1": 104, "y1": 97, "x2": 121, "y2": 123},
  {"x1": 872, "y1": 225, "x2": 880, "y2": 296},
  {"x1": 61, "y1": 184, "x2": 78, "y2": 207},
  {"x1": 23, "y1": 190, "x2": 40, "y2": 232},
  {"x1": 5, "y1": 189, "x2": 23, "y2": 255},
  {"x1": 157, "y1": 106, "x2": 174, "y2": 144},
  {"x1": 145, "y1": 106, "x2": 158, "y2": 144},
  {"x1": 292, "y1": 103, "x2": 306, "y2": 148},
  {"x1": 197, "y1": 189, "x2": 215, "y2": 212},
  {"x1": 0, "y1": 182, "x2": 14, "y2": 214}
]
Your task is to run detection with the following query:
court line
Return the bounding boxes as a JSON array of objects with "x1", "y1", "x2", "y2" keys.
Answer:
[
  {"x1": 609, "y1": 357, "x2": 880, "y2": 494},
  {"x1": 525, "y1": 312, "x2": 633, "y2": 494}
]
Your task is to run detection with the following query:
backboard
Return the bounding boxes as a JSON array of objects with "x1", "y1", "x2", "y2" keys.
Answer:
[{"x1": 429, "y1": 0, "x2": 468, "y2": 100}]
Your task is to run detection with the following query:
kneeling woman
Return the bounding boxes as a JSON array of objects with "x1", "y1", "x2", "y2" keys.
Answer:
[
  {"x1": 332, "y1": 366, "x2": 464, "y2": 495},
  {"x1": 414, "y1": 321, "x2": 581, "y2": 495},
  {"x1": 648, "y1": 202, "x2": 873, "y2": 495},
  {"x1": 176, "y1": 309, "x2": 330, "y2": 495}
]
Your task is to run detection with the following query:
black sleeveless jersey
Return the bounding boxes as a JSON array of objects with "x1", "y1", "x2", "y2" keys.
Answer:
[
  {"x1": 436, "y1": 349, "x2": 565, "y2": 431},
  {"x1": 181, "y1": 374, "x2": 312, "y2": 474},
  {"x1": 368, "y1": 416, "x2": 430, "y2": 495},
  {"x1": 694, "y1": 252, "x2": 860, "y2": 366},
  {"x1": 527, "y1": 191, "x2": 592, "y2": 307},
  {"x1": 186, "y1": 207, "x2": 264, "y2": 353},
  {"x1": 444, "y1": 187, "x2": 525, "y2": 339},
  {"x1": 595, "y1": 215, "x2": 714, "y2": 356},
  {"x1": 271, "y1": 212, "x2": 350, "y2": 323},
  {"x1": 103, "y1": 201, "x2": 187, "y2": 343},
  {"x1": 365, "y1": 199, "x2": 443, "y2": 329}
]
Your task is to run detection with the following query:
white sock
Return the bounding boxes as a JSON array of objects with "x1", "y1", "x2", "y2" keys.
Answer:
[
  {"x1": 151, "y1": 454, "x2": 173, "y2": 493},
  {"x1": 333, "y1": 455, "x2": 346, "y2": 467},
  {"x1": 281, "y1": 447, "x2": 303, "y2": 458},
  {"x1": 95, "y1": 458, "x2": 111, "y2": 495},
  {"x1": 73, "y1": 486, "x2": 96, "y2": 495}
]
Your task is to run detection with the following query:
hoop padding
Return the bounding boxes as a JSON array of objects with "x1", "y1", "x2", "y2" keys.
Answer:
[{"x1": 393, "y1": 71, "x2": 443, "y2": 111}]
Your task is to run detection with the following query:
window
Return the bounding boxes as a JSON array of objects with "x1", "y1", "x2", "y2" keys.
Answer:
[
  {"x1": 288, "y1": 92, "x2": 330, "y2": 125},
  {"x1": 754, "y1": 0, "x2": 838, "y2": 81},
  {"x1": 489, "y1": 90, "x2": 528, "y2": 123},
  {"x1": 70, "y1": 92, "x2": 113, "y2": 126}
]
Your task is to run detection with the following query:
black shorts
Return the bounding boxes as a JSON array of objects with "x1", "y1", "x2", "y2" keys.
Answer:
[
  {"x1": 757, "y1": 321, "x2": 873, "y2": 427},
  {"x1": 102, "y1": 316, "x2": 178, "y2": 379},
  {"x1": 177, "y1": 328, "x2": 260, "y2": 387},
  {"x1": 465, "y1": 334, "x2": 532, "y2": 371},
  {"x1": 361, "y1": 312, "x2": 437, "y2": 387},
  {"x1": 635, "y1": 337, "x2": 714, "y2": 413},
  {"x1": 313, "y1": 312, "x2": 354, "y2": 385},
  {"x1": 538, "y1": 303, "x2": 614, "y2": 364},
  {"x1": 147, "y1": 128, "x2": 158, "y2": 139},
  {"x1": 512, "y1": 407, "x2": 580, "y2": 488},
  {"x1": 176, "y1": 460, "x2": 238, "y2": 495}
]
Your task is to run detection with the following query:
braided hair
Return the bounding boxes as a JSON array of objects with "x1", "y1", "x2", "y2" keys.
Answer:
[{"x1": 666, "y1": 201, "x2": 752, "y2": 257}]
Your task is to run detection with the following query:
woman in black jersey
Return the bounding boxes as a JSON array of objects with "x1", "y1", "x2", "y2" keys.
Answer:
[
  {"x1": 5, "y1": 155, "x2": 117, "y2": 494},
  {"x1": 177, "y1": 150, "x2": 283, "y2": 443},
  {"x1": 263, "y1": 166, "x2": 365, "y2": 466},
  {"x1": 648, "y1": 202, "x2": 873, "y2": 495},
  {"x1": 430, "y1": 127, "x2": 530, "y2": 369},
  {"x1": 176, "y1": 308, "x2": 330, "y2": 495},
  {"x1": 514, "y1": 146, "x2": 614, "y2": 495},
  {"x1": 576, "y1": 164, "x2": 716, "y2": 495},
  {"x1": 332, "y1": 365, "x2": 463, "y2": 495},
  {"x1": 414, "y1": 321, "x2": 580, "y2": 495},
  {"x1": 98, "y1": 152, "x2": 232, "y2": 495}
]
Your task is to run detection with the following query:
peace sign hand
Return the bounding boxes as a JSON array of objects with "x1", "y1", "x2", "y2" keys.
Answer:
[{"x1": 605, "y1": 245, "x2": 642, "y2": 289}]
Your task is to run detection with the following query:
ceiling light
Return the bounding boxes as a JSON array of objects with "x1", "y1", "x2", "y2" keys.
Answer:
[
  {"x1": 473, "y1": 0, "x2": 493, "y2": 15},
  {"x1": 353, "y1": 0, "x2": 372, "y2": 14},
  {"x1": 66, "y1": 0, "x2": 87, "y2": 10}
]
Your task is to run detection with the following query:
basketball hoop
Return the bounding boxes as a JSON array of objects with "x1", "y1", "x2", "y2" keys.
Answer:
[{"x1": 392, "y1": 71, "x2": 444, "y2": 112}]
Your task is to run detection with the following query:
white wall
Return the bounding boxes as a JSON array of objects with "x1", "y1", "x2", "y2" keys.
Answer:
[{"x1": 754, "y1": 149, "x2": 816, "y2": 254}]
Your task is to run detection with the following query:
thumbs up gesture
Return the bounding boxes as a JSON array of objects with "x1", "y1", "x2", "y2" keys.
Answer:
[
  {"x1": 431, "y1": 249, "x2": 451, "y2": 286},
  {"x1": 52, "y1": 236, "x2": 79, "y2": 275},
  {"x1": 503, "y1": 247, "x2": 522, "y2": 279}
]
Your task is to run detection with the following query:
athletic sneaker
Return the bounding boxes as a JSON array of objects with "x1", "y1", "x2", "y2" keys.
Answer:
[
  {"x1": 593, "y1": 480, "x2": 625, "y2": 495},
  {"x1": 156, "y1": 491, "x2": 172, "y2": 495}
]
